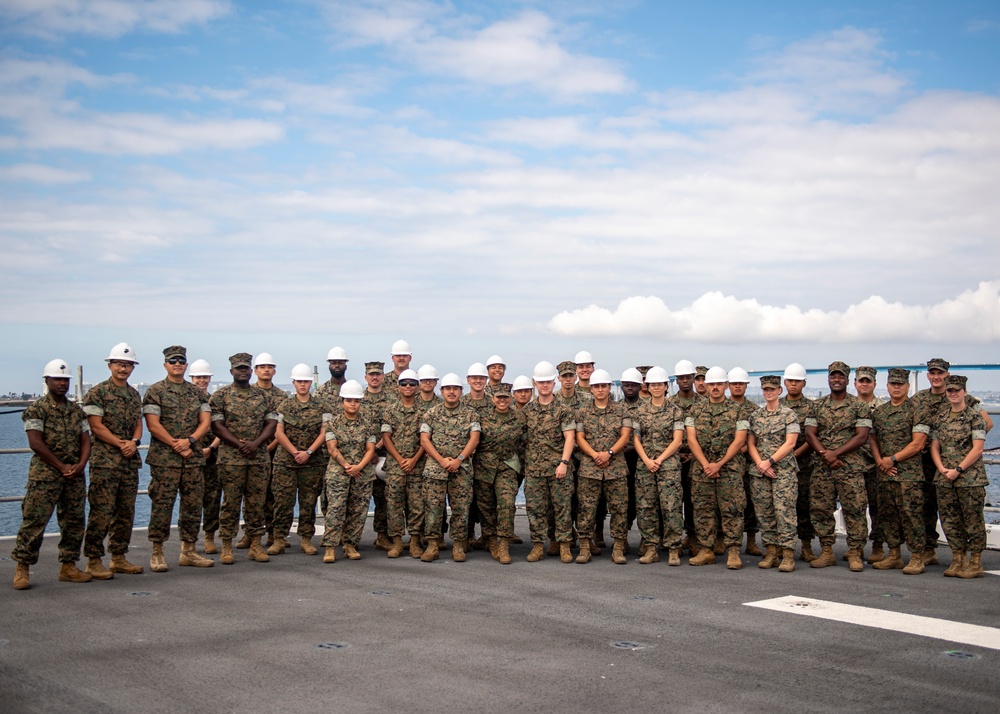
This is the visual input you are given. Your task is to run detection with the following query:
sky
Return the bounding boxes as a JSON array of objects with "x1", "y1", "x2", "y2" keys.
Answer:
[{"x1": 1, "y1": 0, "x2": 999, "y2": 394}]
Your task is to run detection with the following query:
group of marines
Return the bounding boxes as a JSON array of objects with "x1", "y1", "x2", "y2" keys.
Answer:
[{"x1": 10, "y1": 340, "x2": 994, "y2": 590}]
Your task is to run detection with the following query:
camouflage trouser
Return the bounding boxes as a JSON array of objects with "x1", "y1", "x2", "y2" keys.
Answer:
[
  {"x1": 263, "y1": 454, "x2": 276, "y2": 535},
  {"x1": 271, "y1": 463, "x2": 324, "y2": 540},
  {"x1": 423, "y1": 465, "x2": 473, "y2": 540},
  {"x1": 525, "y1": 467, "x2": 574, "y2": 544},
  {"x1": 201, "y1": 461, "x2": 221, "y2": 534},
  {"x1": 680, "y1": 455, "x2": 694, "y2": 534},
  {"x1": 84, "y1": 466, "x2": 138, "y2": 558},
  {"x1": 218, "y1": 462, "x2": 269, "y2": 540},
  {"x1": 406, "y1": 471, "x2": 426, "y2": 538},
  {"x1": 795, "y1": 454, "x2": 816, "y2": 541},
  {"x1": 635, "y1": 459, "x2": 683, "y2": 548},
  {"x1": 742, "y1": 464, "x2": 758, "y2": 535},
  {"x1": 691, "y1": 473, "x2": 746, "y2": 549},
  {"x1": 749, "y1": 467, "x2": 798, "y2": 550},
  {"x1": 322, "y1": 467, "x2": 374, "y2": 547},
  {"x1": 474, "y1": 464, "x2": 520, "y2": 539},
  {"x1": 920, "y1": 452, "x2": 941, "y2": 549},
  {"x1": 810, "y1": 463, "x2": 868, "y2": 549},
  {"x1": 577, "y1": 476, "x2": 628, "y2": 541},
  {"x1": 385, "y1": 457, "x2": 426, "y2": 538},
  {"x1": 936, "y1": 485, "x2": 986, "y2": 553},
  {"x1": 148, "y1": 464, "x2": 204, "y2": 543},
  {"x1": 862, "y1": 465, "x2": 883, "y2": 544},
  {"x1": 12, "y1": 475, "x2": 86, "y2": 565},
  {"x1": 372, "y1": 473, "x2": 387, "y2": 535},
  {"x1": 878, "y1": 480, "x2": 925, "y2": 553}
]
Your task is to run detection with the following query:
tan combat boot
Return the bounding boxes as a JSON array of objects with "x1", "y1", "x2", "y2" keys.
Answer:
[
  {"x1": 453, "y1": 540, "x2": 467, "y2": 562},
  {"x1": 420, "y1": 540, "x2": 439, "y2": 562},
  {"x1": 576, "y1": 539, "x2": 591, "y2": 564},
  {"x1": 612, "y1": 539, "x2": 627, "y2": 565},
  {"x1": 150, "y1": 542, "x2": 168, "y2": 572},
  {"x1": 726, "y1": 546, "x2": 742, "y2": 570},
  {"x1": 873, "y1": 547, "x2": 903, "y2": 570},
  {"x1": 546, "y1": 540, "x2": 560, "y2": 556},
  {"x1": 639, "y1": 543, "x2": 660, "y2": 564},
  {"x1": 374, "y1": 532, "x2": 391, "y2": 551},
  {"x1": 497, "y1": 538, "x2": 512, "y2": 565},
  {"x1": 86, "y1": 557, "x2": 114, "y2": 580},
  {"x1": 560, "y1": 542, "x2": 574, "y2": 564},
  {"x1": 220, "y1": 539, "x2": 234, "y2": 565},
  {"x1": 847, "y1": 547, "x2": 864, "y2": 572},
  {"x1": 300, "y1": 537, "x2": 318, "y2": 555},
  {"x1": 59, "y1": 561, "x2": 93, "y2": 583},
  {"x1": 667, "y1": 548, "x2": 681, "y2": 566},
  {"x1": 526, "y1": 543, "x2": 545, "y2": 562},
  {"x1": 758, "y1": 545, "x2": 779, "y2": 569},
  {"x1": 110, "y1": 554, "x2": 143, "y2": 574},
  {"x1": 203, "y1": 531, "x2": 218, "y2": 555},
  {"x1": 745, "y1": 532, "x2": 763, "y2": 556},
  {"x1": 343, "y1": 543, "x2": 362, "y2": 560},
  {"x1": 248, "y1": 537, "x2": 271, "y2": 562},
  {"x1": 266, "y1": 536, "x2": 289, "y2": 556},
  {"x1": 867, "y1": 543, "x2": 886, "y2": 564},
  {"x1": 235, "y1": 531, "x2": 252, "y2": 549},
  {"x1": 179, "y1": 541, "x2": 214, "y2": 567},
  {"x1": 944, "y1": 550, "x2": 966, "y2": 577},
  {"x1": 713, "y1": 533, "x2": 725, "y2": 555},
  {"x1": 809, "y1": 544, "x2": 836, "y2": 568},
  {"x1": 387, "y1": 536, "x2": 404, "y2": 558},
  {"x1": 800, "y1": 540, "x2": 817, "y2": 563},
  {"x1": 488, "y1": 536, "x2": 500, "y2": 561},
  {"x1": 778, "y1": 548, "x2": 796, "y2": 572},
  {"x1": 409, "y1": 536, "x2": 424, "y2": 559},
  {"x1": 689, "y1": 548, "x2": 716, "y2": 566},
  {"x1": 921, "y1": 547, "x2": 939, "y2": 565},
  {"x1": 958, "y1": 552, "x2": 984, "y2": 579},
  {"x1": 323, "y1": 546, "x2": 337, "y2": 563},
  {"x1": 902, "y1": 552, "x2": 925, "y2": 575},
  {"x1": 13, "y1": 562, "x2": 30, "y2": 590}
]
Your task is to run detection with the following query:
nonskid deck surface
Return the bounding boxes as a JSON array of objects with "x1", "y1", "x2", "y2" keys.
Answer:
[{"x1": 2, "y1": 515, "x2": 998, "y2": 714}]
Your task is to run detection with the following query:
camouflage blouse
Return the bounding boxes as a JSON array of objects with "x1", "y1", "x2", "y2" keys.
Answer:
[
  {"x1": 931, "y1": 407, "x2": 988, "y2": 489},
  {"x1": 83, "y1": 379, "x2": 142, "y2": 470}
]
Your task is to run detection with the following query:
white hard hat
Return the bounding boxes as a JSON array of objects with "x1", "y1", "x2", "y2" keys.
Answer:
[
  {"x1": 590, "y1": 369, "x2": 613, "y2": 385},
  {"x1": 43, "y1": 359, "x2": 72, "y2": 379},
  {"x1": 486, "y1": 355, "x2": 505, "y2": 367},
  {"x1": 467, "y1": 362, "x2": 489, "y2": 378},
  {"x1": 254, "y1": 353, "x2": 276, "y2": 367},
  {"x1": 290, "y1": 363, "x2": 314, "y2": 382},
  {"x1": 327, "y1": 346, "x2": 348, "y2": 361},
  {"x1": 439, "y1": 373, "x2": 463, "y2": 388},
  {"x1": 189, "y1": 359, "x2": 213, "y2": 377},
  {"x1": 339, "y1": 380, "x2": 365, "y2": 399},
  {"x1": 783, "y1": 362, "x2": 807, "y2": 381},
  {"x1": 574, "y1": 350, "x2": 594, "y2": 364},
  {"x1": 391, "y1": 339, "x2": 411, "y2": 356},
  {"x1": 398, "y1": 369, "x2": 419, "y2": 382},
  {"x1": 705, "y1": 366, "x2": 729, "y2": 384},
  {"x1": 674, "y1": 360, "x2": 696, "y2": 376},
  {"x1": 620, "y1": 367, "x2": 643, "y2": 384},
  {"x1": 512, "y1": 375, "x2": 533, "y2": 392},
  {"x1": 727, "y1": 367, "x2": 750, "y2": 384},
  {"x1": 645, "y1": 366, "x2": 669, "y2": 384},
  {"x1": 105, "y1": 342, "x2": 138, "y2": 364},
  {"x1": 532, "y1": 361, "x2": 557, "y2": 382},
  {"x1": 417, "y1": 364, "x2": 439, "y2": 380}
]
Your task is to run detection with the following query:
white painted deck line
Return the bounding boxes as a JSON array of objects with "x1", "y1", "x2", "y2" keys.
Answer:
[{"x1": 745, "y1": 595, "x2": 1000, "y2": 651}]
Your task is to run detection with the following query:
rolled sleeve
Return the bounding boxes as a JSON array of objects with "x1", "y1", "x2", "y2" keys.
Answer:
[{"x1": 23, "y1": 419, "x2": 44, "y2": 432}]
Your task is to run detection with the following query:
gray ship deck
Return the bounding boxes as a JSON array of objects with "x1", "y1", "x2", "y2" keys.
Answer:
[{"x1": 2, "y1": 515, "x2": 998, "y2": 714}]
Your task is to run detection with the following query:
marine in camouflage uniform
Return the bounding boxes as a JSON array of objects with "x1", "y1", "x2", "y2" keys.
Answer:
[
  {"x1": 12, "y1": 372, "x2": 92, "y2": 581},
  {"x1": 668, "y1": 369, "x2": 703, "y2": 548},
  {"x1": 869, "y1": 368, "x2": 930, "y2": 568},
  {"x1": 632, "y1": 397, "x2": 685, "y2": 556},
  {"x1": 322, "y1": 407, "x2": 377, "y2": 552},
  {"x1": 461, "y1": 376, "x2": 492, "y2": 546},
  {"x1": 780, "y1": 382, "x2": 816, "y2": 557},
  {"x1": 144, "y1": 346, "x2": 212, "y2": 550},
  {"x1": 361, "y1": 362, "x2": 391, "y2": 548},
  {"x1": 473, "y1": 385, "x2": 527, "y2": 555},
  {"x1": 272, "y1": 392, "x2": 330, "y2": 550},
  {"x1": 556, "y1": 361, "x2": 590, "y2": 543},
  {"x1": 854, "y1": 366, "x2": 885, "y2": 558},
  {"x1": 210, "y1": 353, "x2": 278, "y2": 557},
  {"x1": 930, "y1": 375, "x2": 989, "y2": 577},
  {"x1": 617, "y1": 375, "x2": 643, "y2": 545},
  {"x1": 804, "y1": 362, "x2": 872, "y2": 569},
  {"x1": 381, "y1": 376, "x2": 427, "y2": 555}
]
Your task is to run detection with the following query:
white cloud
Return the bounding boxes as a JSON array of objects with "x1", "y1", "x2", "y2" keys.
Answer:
[
  {"x1": 547, "y1": 283, "x2": 1000, "y2": 344},
  {"x1": 0, "y1": 163, "x2": 89, "y2": 183},
  {"x1": 1, "y1": 0, "x2": 231, "y2": 38}
]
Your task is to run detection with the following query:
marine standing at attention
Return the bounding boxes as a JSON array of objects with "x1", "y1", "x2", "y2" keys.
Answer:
[
  {"x1": 315, "y1": 346, "x2": 349, "y2": 405},
  {"x1": 669, "y1": 360, "x2": 702, "y2": 554},
  {"x1": 383, "y1": 339, "x2": 413, "y2": 392},
  {"x1": 380, "y1": 369, "x2": 427, "y2": 559},
  {"x1": 12, "y1": 359, "x2": 92, "y2": 590},
  {"x1": 362, "y1": 361, "x2": 391, "y2": 552},
  {"x1": 854, "y1": 366, "x2": 886, "y2": 563},
  {"x1": 82, "y1": 343, "x2": 144, "y2": 579},
  {"x1": 250, "y1": 353, "x2": 284, "y2": 550},
  {"x1": 780, "y1": 362, "x2": 817, "y2": 562},
  {"x1": 189, "y1": 359, "x2": 222, "y2": 555}
]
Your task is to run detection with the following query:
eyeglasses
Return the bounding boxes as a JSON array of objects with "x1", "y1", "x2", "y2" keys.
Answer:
[
  {"x1": 109, "y1": 361, "x2": 135, "y2": 368},
  {"x1": 166, "y1": 358, "x2": 187, "y2": 365}
]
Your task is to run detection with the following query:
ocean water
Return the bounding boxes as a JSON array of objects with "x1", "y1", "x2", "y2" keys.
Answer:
[{"x1": 1, "y1": 405, "x2": 998, "y2": 537}]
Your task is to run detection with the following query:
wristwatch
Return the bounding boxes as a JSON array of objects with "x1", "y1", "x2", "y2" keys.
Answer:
[
  {"x1": 456, "y1": 454, "x2": 465, "y2": 462},
  {"x1": 306, "y1": 448, "x2": 313, "y2": 456},
  {"x1": 607, "y1": 449, "x2": 615, "y2": 457},
  {"x1": 890, "y1": 455, "x2": 898, "y2": 465},
  {"x1": 559, "y1": 459, "x2": 569, "y2": 466},
  {"x1": 956, "y1": 465, "x2": 965, "y2": 474},
  {"x1": 188, "y1": 436, "x2": 197, "y2": 447},
  {"x1": 133, "y1": 438, "x2": 142, "y2": 447}
]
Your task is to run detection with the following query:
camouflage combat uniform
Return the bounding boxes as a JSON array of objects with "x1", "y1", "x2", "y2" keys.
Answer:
[
  {"x1": 575, "y1": 401, "x2": 631, "y2": 541},
  {"x1": 144, "y1": 379, "x2": 210, "y2": 543},
  {"x1": 420, "y1": 403, "x2": 480, "y2": 541},
  {"x1": 362, "y1": 389, "x2": 390, "y2": 538},
  {"x1": 257, "y1": 384, "x2": 287, "y2": 537},
  {"x1": 523, "y1": 400, "x2": 576, "y2": 544},
  {"x1": 12, "y1": 395, "x2": 91, "y2": 565},
  {"x1": 931, "y1": 408, "x2": 988, "y2": 553},
  {"x1": 632, "y1": 400, "x2": 685, "y2": 549},
  {"x1": 857, "y1": 393, "x2": 885, "y2": 548},
  {"x1": 210, "y1": 384, "x2": 277, "y2": 540},
  {"x1": 199, "y1": 426, "x2": 220, "y2": 537},
  {"x1": 381, "y1": 401, "x2": 427, "y2": 540},
  {"x1": 474, "y1": 405, "x2": 527, "y2": 540},
  {"x1": 806, "y1": 394, "x2": 872, "y2": 549},
  {"x1": 780, "y1": 394, "x2": 816, "y2": 543},
  {"x1": 315, "y1": 380, "x2": 343, "y2": 408},
  {"x1": 870, "y1": 399, "x2": 930, "y2": 554},
  {"x1": 669, "y1": 392, "x2": 703, "y2": 538},
  {"x1": 747, "y1": 406, "x2": 800, "y2": 550},
  {"x1": 273, "y1": 394, "x2": 330, "y2": 542},
  {"x1": 686, "y1": 399, "x2": 749, "y2": 549},
  {"x1": 83, "y1": 379, "x2": 142, "y2": 558},
  {"x1": 322, "y1": 412, "x2": 377, "y2": 548}
]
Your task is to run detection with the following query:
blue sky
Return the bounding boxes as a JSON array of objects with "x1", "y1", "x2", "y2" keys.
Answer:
[{"x1": 1, "y1": 0, "x2": 999, "y2": 393}]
